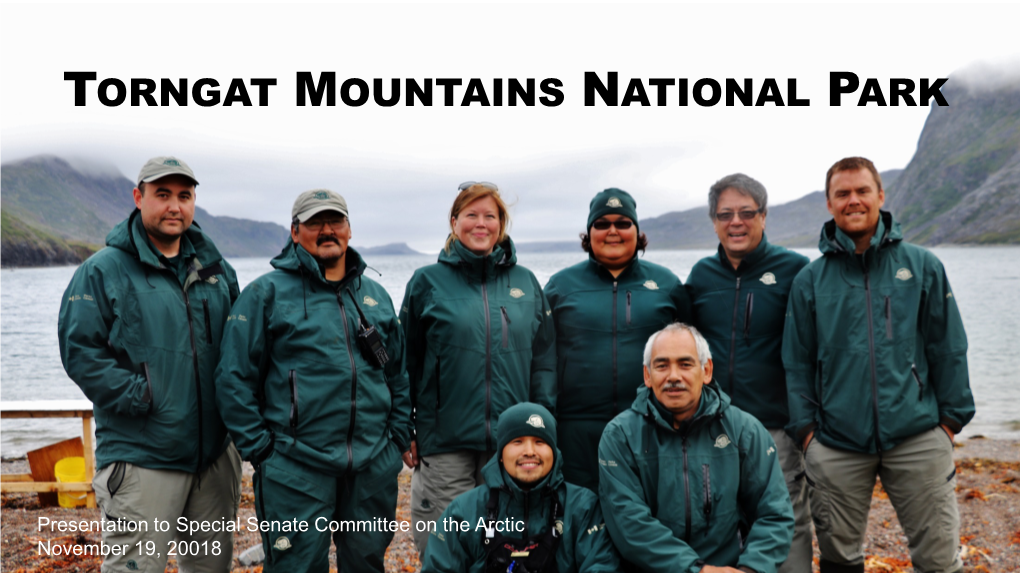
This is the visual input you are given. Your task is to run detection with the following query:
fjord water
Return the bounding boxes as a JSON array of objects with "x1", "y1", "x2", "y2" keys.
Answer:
[{"x1": 3, "y1": 247, "x2": 1018, "y2": 456}]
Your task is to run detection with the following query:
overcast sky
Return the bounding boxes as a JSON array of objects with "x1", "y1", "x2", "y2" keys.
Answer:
[{"x1": 2, "y1": 3, "x2": 1019, "y2": 251}]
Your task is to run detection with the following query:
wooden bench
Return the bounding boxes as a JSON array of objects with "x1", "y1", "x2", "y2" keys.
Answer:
[{"x1": 0, "y1": 400, "x2": 96, "y2": 508}]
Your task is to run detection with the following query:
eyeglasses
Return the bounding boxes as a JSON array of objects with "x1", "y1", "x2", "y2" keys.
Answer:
[
  {"x1": 302, "y1": 217, "x2": 347, "y2": 231},
  {"x1": 714, "y1": 208, "x2": 762, "y2": 222},
  {"x1": 592, "y1": 220, "x2": 634, "y2": 231},
  {"x1": 458, "y1": 181, "x2": 499, "y2": 191}
]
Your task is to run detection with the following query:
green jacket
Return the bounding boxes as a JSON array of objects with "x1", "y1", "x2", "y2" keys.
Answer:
[
  {"x1": 783, "y1": 212, "x2": 974, "y2": 453},
  {"x1": 400, "y1": 238, "x2": 556, "y2": 456},
  {"x1": 598, "y1": 385, "x2": 793, "y2": 573},
  {"x1": 58, "y1": 210, "x2": 239, "y2": 473},
  {"x1": 421, "y1": 449, "x2": 621, "y2": 572},
  {"x1": 685, "y1": 236, "x2": 809, "y2": 429},
  {"x1": 215, "y1": 242, "x2": 411, "y2": 475},
  {"x1": 545, "y1": 255, "x2": 691, "y2": 421}
]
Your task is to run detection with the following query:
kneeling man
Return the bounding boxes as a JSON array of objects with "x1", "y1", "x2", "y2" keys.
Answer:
[
  {"x1": 422, "y1": 402, "x2": 620, "y2": 572},
  {"x1": 599, "y1": 323, "x2": 793, "y2": 573}
]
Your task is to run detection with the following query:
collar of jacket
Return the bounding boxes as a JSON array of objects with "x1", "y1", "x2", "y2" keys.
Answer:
[
  {"x1": 714, "y1": 233, "x2": 772, "y2": 274},
  {"x1": 439, "y1": 237, "x2": 518, "y2": 281},
  {"x1": 271, "y1": 240, "x2": 367, "y2": 288},
  {"x1": 587, "y1": 250, "x2": 641, "y2": 281},
  {"x1": 632, "y1": 383, "x2": 729, "y2": 433},
  {"x1": 480, "y1": 443, "x2": 565, "y2": 503},
  {"x1": 819, "y1": 210, "x2": 902, "y2": 257},
  {"x1": 106, "y1": 208, "x2": 221, "y2": 271}
]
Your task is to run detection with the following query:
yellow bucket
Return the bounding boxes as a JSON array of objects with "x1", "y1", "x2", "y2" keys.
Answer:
[{"x1": 54, "y1": 457, "x2": 87, "y2": 508}]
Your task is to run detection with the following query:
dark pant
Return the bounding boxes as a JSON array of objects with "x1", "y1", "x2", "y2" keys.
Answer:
[{"x1": 254, "y1": 442, "x2": 402, "y2": 573}]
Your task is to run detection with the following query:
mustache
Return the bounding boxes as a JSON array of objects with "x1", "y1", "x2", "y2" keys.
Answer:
[
  {"x1": 316, "y1": 236, "x2": 339, "y2": 246},
  {"x1": 663, "y1": 381, "x2": 687, "y2": 391}
]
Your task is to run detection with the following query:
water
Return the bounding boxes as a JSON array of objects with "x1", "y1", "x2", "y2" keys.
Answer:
[{"x1": 3, "y1": 246, "x2": 1018, "y2": 456}]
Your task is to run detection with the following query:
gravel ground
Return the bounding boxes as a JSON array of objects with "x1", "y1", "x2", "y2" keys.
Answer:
[{"x1": 2, "y1": 437, "x2": 1017, "y2": 572}]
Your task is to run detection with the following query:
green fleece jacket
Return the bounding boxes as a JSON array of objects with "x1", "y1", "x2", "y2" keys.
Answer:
[
  {"x1": 783, "y1": 212, "x2": 974, "y2": 453},
  {"x1": 58, "y1": 210, "x2": 239, "y2": 472},
  {"x1": 215, "y1": 242, "x2": 411, "y2": 475},
  {"x1": 685, "y1": 236, "x2": 809, "y2": 429},
  {"x1": 545, "y1": 255, "x2": 691, "y2": 421},
  {"x1": 400, "y1": 238, "x2": 556, "y2": 456},
  {"x1": 599, "y1": 385, "x2": 794, "y2": 573},
  {"x1": 421, "y1": 450, "x2": 621, "y2": 572}
]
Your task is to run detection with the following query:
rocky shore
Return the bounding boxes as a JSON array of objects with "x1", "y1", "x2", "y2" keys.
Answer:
[{"x1": 2, "y1": 437, "x2": 1018, "y2": 572}]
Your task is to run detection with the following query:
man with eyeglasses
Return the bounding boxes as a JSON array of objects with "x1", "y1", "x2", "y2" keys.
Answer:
[
  {"x1": 216, "y1": 189, "x2": 411, "y2": 572},
  {"x1": 784, "y1": 157, "x2": 973, "y2": 573},
  {"x1": 684, "y1": 173, "x2": 811, "y2": 573}
]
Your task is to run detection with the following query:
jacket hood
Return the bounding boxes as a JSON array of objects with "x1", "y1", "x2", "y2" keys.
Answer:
[
  {"x1": 106, "y1": 209, "x2": 223, "y2": 269},
  {"x1": 818, "y1": 210, "x2": 902, "y2": 256},
  {"x1": 630, "y1": 382, "x2": 730, "y2": 433},
  {"x1": 270, "y1": 239, "x2": 367, "y2": 286},
  {"x1": 480, "y1": 442, "x2": 565, "y2": 499},
  {"x1": 439, "y1": 236, "x2": 518, "y2": 280}
]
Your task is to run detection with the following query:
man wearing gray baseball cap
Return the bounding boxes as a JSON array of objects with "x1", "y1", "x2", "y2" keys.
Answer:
[
  {"x1": 216, "y1": 189, "x2": 412, "y2": 572},
  {"x1": 59, "y1": 156, "x2": 242, "y2": 573}
]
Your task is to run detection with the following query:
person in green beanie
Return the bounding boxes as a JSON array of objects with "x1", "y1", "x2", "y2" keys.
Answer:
[
  {"x1": 421, "y1": 403, "x2": 620, "y2": 573},
  {"x1": 545, "y1": 188, "x2": 690, "y2": 491},
  {"x1": 401, "y1": 182, "x2": 557, "y2": 555}
]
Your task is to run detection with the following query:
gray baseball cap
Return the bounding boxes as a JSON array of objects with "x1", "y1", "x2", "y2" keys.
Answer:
[
  {"x1": 137, "y1": 156, "x2": 198, "y2": 187},
  {"x1": 292, "y1": 189, "x2": 349, "y2": 223}
]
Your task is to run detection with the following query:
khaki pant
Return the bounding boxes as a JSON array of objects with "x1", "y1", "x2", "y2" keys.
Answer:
[
  {"x1": 410, "y1": 449, "x2": 492, "y2": 555},
  {"x1": 768, "y1": 428, "x2": 813, "y2": 573},
  {"x1": 93, "y1": 443, "x2": 242, "y2": 573},
  {"x1": 805, "y1": 427, "x2": 962, "y2": 573}
]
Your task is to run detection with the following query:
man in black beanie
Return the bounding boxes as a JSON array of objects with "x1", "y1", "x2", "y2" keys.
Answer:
[{"x1": 421, "y1": 403, "x2": 620, "y2": 572}]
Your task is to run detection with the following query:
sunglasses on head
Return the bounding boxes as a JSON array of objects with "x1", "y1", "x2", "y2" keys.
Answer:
[
  {"x1": 714, "y1": 208, "x2": 762, "y2": 222},
  {"x1": 458, "y1": 181, "x2": 499, "y2": 191},
  {"x1": 592, "y1": 219, "x2": 634, "y2": 231}
]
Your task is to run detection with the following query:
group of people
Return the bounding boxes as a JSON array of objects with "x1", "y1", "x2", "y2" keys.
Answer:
[{"x1": 57, "y1": 154, "x2": 974, "y2": 573}]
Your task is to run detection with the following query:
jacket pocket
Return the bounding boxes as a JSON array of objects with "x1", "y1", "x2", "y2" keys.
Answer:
[
  {"x1": 626, "y1": 291, "x2": 632, "y2": 326},
  {"x1": 743, "y1": 292, "x2": 754, "y2": 339},
  {"x1": 500, "y1": 306, "x2": 511, "y2": 349},
  {"x1": 911, "y1": 363, "x2": 923, "y2": 401},
  {"x1": 701, "y1": 463, "x2": 712, "y2": 528},
  {"x1": 202, "y1": 299, "x2": 213, "y2": 344},
  {"x1": 885, "y1": 296, "x2": 893, "y2": 340},
  {"x1": 815, "y1": 360, "x2": 826, "y2": 430},
  {"x1": 288, "y1": 370, "x2": 299, "y2": 436},
  {"x1": 434, "y1": 357, "x2": 441, "y2": 410},
  {"x1": 142, "y1": 362, "x2": 154, "y2": 408}
]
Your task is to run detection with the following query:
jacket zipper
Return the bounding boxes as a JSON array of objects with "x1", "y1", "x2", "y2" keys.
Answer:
[
  {"x1": 482, "y1": 271, "x2": 493, "y2": 451},
  {"x1": 885, "y1": 296, "x2": 893, "y2": 340},
  {"x1": 336, "y1": 291, "x2": 359, "y2": 473},
  {"x1": 743, "y1": 292, "x2": 754, "y2": 340},
  {"x1": 522, "y1": 489, "x2": 530, "y2": 538},
  {"x1": 863, "y1": 270, "x2": 884, "y2": 452},
  {"x1": 202, "y1": 299, "x2": 212, "y2": 344},
  {"x1": 500, "y1": 306, "x2": 511, "y2": 349},
  {"x1": 682, "y1": 435, "x2": 692, "y2": 543},
  {"x1": 626, "y1": 291, "x2": 632, "y2": 326},
  {"x1": 911, "y1": 363, "x2": 923, "y2": 401},
  {"x1": 288, "y1": 370, "x2": 299, "y2": 435},
  {"x1": 702, "y1": 463, "x2": 712, "y2": 530},
  {"x1": 612, "y1": 281, "x2": 619, "y2": 414},
  {"x1": 181, "y1": 288, "x2": 204, "y2": 477},
  {"x1": 728, "y1": 277, "x2": 742, "y2": 396}
]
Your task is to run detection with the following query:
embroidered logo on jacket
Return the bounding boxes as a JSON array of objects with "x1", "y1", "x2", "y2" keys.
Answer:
[
  {"x1": 714, "y1": 435, "x2": 731, "y2": 449},
  {"x1": 643, "y1": 280, "x2": 659, "y2": 290},
  {"x1": 607, "y1": 197, "x2": 623, "y2": 208},
  {"x1": 896, "y1": 268, "x2": 913, "y2": 281},
  {"x1": 363, "y1": 296, "x2": 378, "y2": 307},
  {"x1": 206, "y1": 276, "x2": 218, "y2": 285},
  {"x1": 760, "y1": 272, "x2": 777, "y2": 285},
  {"x1": 274, "y1": 536, "x2": 292, "y2": 551},
  {"x1": 510, "y1": 288, "x2": 525, "y2": 298},
  {"x1": 526, "y1": 414, "x2": 546, "y2": 428}
]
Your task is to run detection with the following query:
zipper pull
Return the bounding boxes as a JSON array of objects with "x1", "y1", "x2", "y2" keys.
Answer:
[{"x1": 500, "y1": 306, "x2": 511, "y2": 324}]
